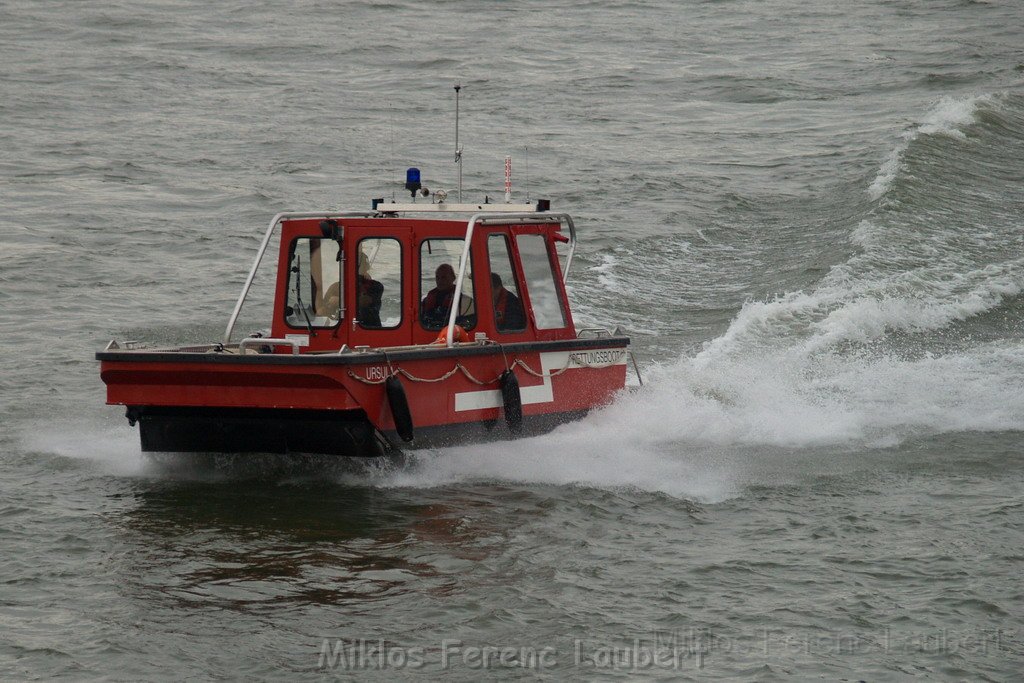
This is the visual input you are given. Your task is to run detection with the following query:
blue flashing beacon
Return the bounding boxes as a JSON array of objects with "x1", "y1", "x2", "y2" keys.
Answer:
[{"x1": 405, "y1": 167, "x2": 421, "y2": 197}]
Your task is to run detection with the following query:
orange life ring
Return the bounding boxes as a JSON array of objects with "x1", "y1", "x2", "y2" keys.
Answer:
[{"x1": 433, "y1": 325, "x2": 470, "y2": 344}]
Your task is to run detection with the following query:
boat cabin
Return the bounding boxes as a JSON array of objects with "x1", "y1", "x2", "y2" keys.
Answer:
[{"x1": 245, "y1": 207, "x2": 578, "y2": 353}]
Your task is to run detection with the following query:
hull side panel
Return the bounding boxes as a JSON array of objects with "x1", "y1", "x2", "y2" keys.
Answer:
[{"x1": 101, "y1": 340, "x2": 629, "y2": 455}]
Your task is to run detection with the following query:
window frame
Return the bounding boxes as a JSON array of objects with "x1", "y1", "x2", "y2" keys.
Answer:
[
  {"x1": 354, "y1": 236, "x2": 403, "y2": 331},
  {"x1": 513, "y1": 232, "x2": 569, "y2": 331},
  {"x1": 485, "y1": 233, "x2": 528, "y2": 334},
  {"x1": 282, "y1": 236, "x2": 343, "y2": 330},
  {"x1": 418, "y1": 237, "x2": 477, "y2": 331}
]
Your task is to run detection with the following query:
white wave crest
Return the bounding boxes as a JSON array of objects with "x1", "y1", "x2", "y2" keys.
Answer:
[{"x1": 868, "y1": 94, "x2": 990, "y2": 199}]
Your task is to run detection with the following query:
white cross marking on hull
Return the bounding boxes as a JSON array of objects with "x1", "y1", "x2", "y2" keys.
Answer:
[{"x1": 453, "y1": 350, "x2": 625, "y2": 412}]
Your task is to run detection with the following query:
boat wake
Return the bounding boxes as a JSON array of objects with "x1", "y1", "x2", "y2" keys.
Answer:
[
  {"x1": 355, "y1": 334, "x2": 1024, "y2": 503},
  {"x1": 20, "y1": 420, "x2": 148, "y2": 477},
  {"x1": 19, "y1": 419, "x2": 410, "y2": 482},
  {"x1": 355, "y1": 91, "x2": 1024, "y2": 500}
]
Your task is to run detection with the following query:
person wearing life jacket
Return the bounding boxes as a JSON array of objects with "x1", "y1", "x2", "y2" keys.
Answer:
[
  {"x1": 320, "y1": 252, "x2": 383, "y2": 326},
  {"x1": 420, "y1": 263, "x2": 475, "y2": 328},
  {"x1": 354, "y1": 251, "x2": 383, "y2": 326},
  {"x1": 491, "y1": 272, "x2": 525, "y2": 331}
]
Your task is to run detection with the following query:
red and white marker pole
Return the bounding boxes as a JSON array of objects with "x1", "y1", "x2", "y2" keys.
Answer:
[{"x1": 504, "y1": 155, "x2": 512, "y2": 203}]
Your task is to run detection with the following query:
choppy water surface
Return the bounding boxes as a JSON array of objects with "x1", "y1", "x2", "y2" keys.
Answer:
[{"x1": 2, "y1": 0, "x2": 1023, "y2": 679}]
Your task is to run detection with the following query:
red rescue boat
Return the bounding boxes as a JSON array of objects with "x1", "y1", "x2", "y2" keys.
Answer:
[{"x1": 97, "y1": 199, "x2": 638, "y2": 456}]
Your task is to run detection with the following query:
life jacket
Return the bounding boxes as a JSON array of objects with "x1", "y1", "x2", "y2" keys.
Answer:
[
  {"x1": 493, "y1": 288, "x2": 524, "y2": 329},
  {"x1": 494, "y1": 288, "x2": 511, "y2": 321},
  {"x1": 357, "y1": 275, "x2": 383, "y2": 326},
  {"x1": 422, "y1": 288, "x2": 454, "y2": 315},
  {"x1": 422, "y1": 287, "x2": 473, "y2": 322}
]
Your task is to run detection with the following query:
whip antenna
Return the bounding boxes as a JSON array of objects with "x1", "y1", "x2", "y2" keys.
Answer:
[
  {"x1": 389, "y1": 102, "x2": 396, "y2": 200},
  {"x1": 454, "y1": 84, "x2": 463, "y2": 202},
  {"x1": 525, "y1": 146, "x2": 530, "y2": 203}
]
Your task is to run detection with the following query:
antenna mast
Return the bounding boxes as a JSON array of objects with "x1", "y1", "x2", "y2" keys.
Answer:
[
  {"x1": 454, "y1": 84, "x2": 463, "y2": 202},
  {"x1": 525, "y1": 146, "x2": 530, "y2": 203}
]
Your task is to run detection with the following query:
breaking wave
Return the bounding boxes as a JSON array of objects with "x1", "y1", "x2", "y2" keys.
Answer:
[{"x1": 868, "y1": 93, "x2": 990, "y2": 200}]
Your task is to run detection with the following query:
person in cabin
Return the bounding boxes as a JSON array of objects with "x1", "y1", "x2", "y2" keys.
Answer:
[
  {"x1": 420, "y1": 263, "x2": 475, "y2": 328},
  {"x1": 320, "y1": 252, "x2": 383, "y2": 326},
  {"x1": 491, "y1": 272, "x2": 525, "y2": 331},
  {"x1": 355, "y1": 252, "x2": 384, "y2": 327}
]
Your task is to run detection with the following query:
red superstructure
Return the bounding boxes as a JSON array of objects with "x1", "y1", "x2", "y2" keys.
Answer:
[{"x1": 98, "y1": 203, "x2": 636, "y2": 456}]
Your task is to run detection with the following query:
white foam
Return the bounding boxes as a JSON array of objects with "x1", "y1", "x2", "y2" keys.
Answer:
[
  {"x1": 350, "y1": 333, "x2": 1024, "y2": 502},
  {"x1": 802, "y1": 275, "x2": 1022, "y2": 355},
  {"x1": 868, "y1": 94, "x2": 990, "y2": 199},
  {"x1": 378, "y1": 434, "x2": 742, "y2": 504},
  {"x1": 590, "y1": 252, "x2": 622, "y2": 292},
  {"x1": 21, "y1": 419, "x2": 146, "y2": 477}
]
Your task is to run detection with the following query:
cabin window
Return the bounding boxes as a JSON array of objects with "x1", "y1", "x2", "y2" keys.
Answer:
[
  {"x1": 419, "y1": 239, "x2": 476, "y2": 330},
  {"x1": 486, "y1": 235, "x2": 526, "y2": 332},
  {"x1": 355, "y1": 238, "x2": 402, "y2": 329},
  {"x1": 515, "y1": 234, "x2": 567, "y2": 329},
  {"x1": 285, "y1": 237, "x2": 341, "y2": 329}
]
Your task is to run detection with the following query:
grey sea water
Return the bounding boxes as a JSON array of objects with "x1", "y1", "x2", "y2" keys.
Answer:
[{"x1": 2, "y1": 0, "x2": 1024, "y2": 679}]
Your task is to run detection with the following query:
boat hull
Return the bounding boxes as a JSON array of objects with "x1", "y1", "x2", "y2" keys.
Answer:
[
  {"x1": 130, "y1": 405, "x2": 590, "y2": 455},
  {"x1": 99, "y1": 338, "x2": 630, "y2": 456}
]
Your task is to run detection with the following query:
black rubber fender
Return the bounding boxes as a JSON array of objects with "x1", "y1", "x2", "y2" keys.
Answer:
[
  {"x1": 385, "y1": 375, "x2": 414, "y2": 442},
  {"x1": 499, "y1": 369, "x2": 523, "y2": 434},
  {"x1": 125, "y1": 406, "x2": 141, "y2": 427}
]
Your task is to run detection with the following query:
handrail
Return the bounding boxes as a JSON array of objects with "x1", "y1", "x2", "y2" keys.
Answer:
[
  {"x1": 629, "y1": 351, "x2": 644, "y2": 386},
  {"x1": 446, "y1": 212, "x2": 576, "y2": 347},
  {"x1": 223, "y1": 211, "x2": 373, "y2": 345}
]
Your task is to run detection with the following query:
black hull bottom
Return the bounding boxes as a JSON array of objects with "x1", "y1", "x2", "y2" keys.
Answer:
[
  {"x1": 393, "y1": 409, "x2": 587, "y2": 449},
  {"x1": 136, "y1": 407, "x2": 388, "y2": 457},
  {"x1": 132, "y1": 406, "x2": 588, "y2": 456}
]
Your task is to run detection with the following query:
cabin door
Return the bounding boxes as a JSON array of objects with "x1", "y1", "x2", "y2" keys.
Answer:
[{"x1": 344, "y1": 227, "x2": 413, "y2": 348}]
